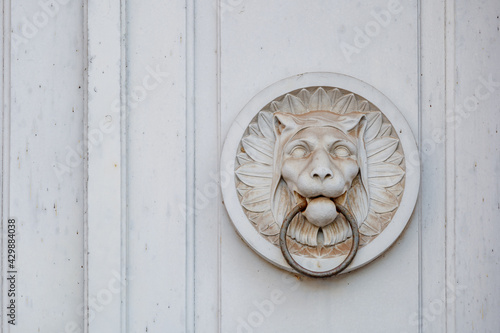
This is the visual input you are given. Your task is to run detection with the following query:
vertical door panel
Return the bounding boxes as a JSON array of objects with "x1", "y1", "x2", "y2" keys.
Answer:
[
  {"x1": 218, "y1": 1, "x2": 420, "y2": 332},
  {"x1": 126, "y1": 0, "x2": 189, "y2": 331},
  {"x1": 454, "y1": 1, "x2": 500, "y2": 331},
  {"x1": 3, "y1": 1, "x2": 85, "y2": 332}
]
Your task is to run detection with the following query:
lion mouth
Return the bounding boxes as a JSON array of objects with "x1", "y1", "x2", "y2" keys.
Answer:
[
  {"x1": 293, "y1": 191, "x2": 335, "y2": 205},
  {"x1": 292, "y1": 192, "x2": 338, "y2": 228},
  {"x1": 286, "y1": 191, "x2": 351, "y2": 247}
]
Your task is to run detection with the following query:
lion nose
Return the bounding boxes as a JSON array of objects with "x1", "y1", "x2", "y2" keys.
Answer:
[{"x1": 311, "y1": 167, "x2": 333, "y2": 181}]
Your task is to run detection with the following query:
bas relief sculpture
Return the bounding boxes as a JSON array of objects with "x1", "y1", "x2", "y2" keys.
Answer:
[{"x1": 235, "y1": 87, "x2": 406, "y2": 259}]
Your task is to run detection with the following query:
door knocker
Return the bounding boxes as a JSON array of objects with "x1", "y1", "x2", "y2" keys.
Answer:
[
  {"x1": 221, "y1": 73, "x2": 420, "y2": 277},
  {"x1": 280, "y1": 201, "x2": 359, "y2": 278}
]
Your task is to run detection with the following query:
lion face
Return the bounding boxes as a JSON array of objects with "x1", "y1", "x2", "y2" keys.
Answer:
[
  {"x1": 271, "y1": 110, "x2": 369, "y2": 246},
  {"x1": 281, "y1": 126, "x2": 360, "y2": 200},
  {"x1": 280, "y1": 126, "x2": 360, "y2": 227}
]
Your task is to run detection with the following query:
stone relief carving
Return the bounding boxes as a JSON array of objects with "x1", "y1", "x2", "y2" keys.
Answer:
[{"x1": 235, "y1": 87, "x2": 406, "y2": 259}]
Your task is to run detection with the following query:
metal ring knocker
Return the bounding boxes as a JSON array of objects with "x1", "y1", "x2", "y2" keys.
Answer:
[{"x1": 279, "y1": 201, "x2": 360, "y2": 278}]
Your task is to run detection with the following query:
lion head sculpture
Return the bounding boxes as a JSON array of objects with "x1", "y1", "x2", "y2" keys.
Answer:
[
  {"x1": 234, "y1": 87, "x2": 406, "y2": 257},
  {"x1": 271, "y1": 111, "x2": 370, "y2": 247}
]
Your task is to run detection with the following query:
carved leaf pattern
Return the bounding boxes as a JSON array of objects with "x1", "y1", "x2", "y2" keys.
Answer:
[
  {"x1": 309, "y1": 87, "x2": 332, "y2": 111},
  {"x1": 271, "y1": 94, "x2": 307, "y2": 114},
  {"x1": 358, "y1": 100, "x2": 370, "y2": 112},
  {"x1": 360, "y1": 211, "x2": 392, "y2": 236},
  {"x1": 236, "y1": 182, "x2": 251, "y2": 196},
  {"x1": 236, "y1": 152, "x2": 252, "y2": 166},
  {"x1": 331, "y1": 93, "x2": 358, "y2": 114},
  {"x1": 378, "y1": 122, "x2": 392, "y2": 137},
  {"x1": 257, "y1": 111, "x2": 275, "y2": 140},
  {"x1": 297, "y1": 89, "x2": 311, "y2": 106},
  {"x1": 370, "y1": 186, "x2": 398, "y2": 213},
  {"x1": 367, "y1": 137, "x2": 399, "y2": 158},
  {"x1": 327, "y1": 88, "x2": 342, "y2": 105},
  {"x1": 248, "y1": 122, "x2": 260, "y2": 136},
  {"x1": 369, "y1": 163, "x2": 405, "y2": 182},
  {"x1": 260, "y1": 223, "x2": 280, "y2": 236},
  {"x1": 367, "y1": 138, "x2": 399, "y2": 164},
  {"x1": 364, "y1": 112, "x2": 383, "y2": 142},
  {"x1": 248, "y1": 211, "x2": 279, "y2": 236},
  {"x1": 241, "y1": 136, "x2": 273, "y2": 165},
  {"x1": 241, "y1": 188, "x2": 271, "y2": 212},
  {"x1": 235, "y1": 87, "x2": 406, "y2": 257},
  {"x1": 235, "y1": 162, "x2": 272, "y2": 187},
  {"x1": 386, "y1": 151, "x2": 404, "y2": 165},
  {"x1": 387, "y1": 182, "x2": 404, "y2": 197}
]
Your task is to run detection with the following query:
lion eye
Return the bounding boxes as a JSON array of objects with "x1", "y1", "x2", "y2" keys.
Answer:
[
  {"x1": 332, "y1": 146, "x2": 351, "y2": 157},
  {"x1": 290, "y1": 146, "x2": 308, "y2": 158}
]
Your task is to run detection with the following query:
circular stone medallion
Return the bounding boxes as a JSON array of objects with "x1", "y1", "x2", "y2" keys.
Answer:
[{"x1": 221, "y1": 73, "x2": 420, "y2": 274}]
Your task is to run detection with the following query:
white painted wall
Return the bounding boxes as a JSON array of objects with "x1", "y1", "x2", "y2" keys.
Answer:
[{"x1": 1, "y1": 0, "x2": 499, "y2": 332}]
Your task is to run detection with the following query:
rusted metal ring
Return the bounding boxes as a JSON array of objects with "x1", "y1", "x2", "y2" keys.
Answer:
[{"x1": 279, "y1": 201, "x2": 360, "y2": 278}]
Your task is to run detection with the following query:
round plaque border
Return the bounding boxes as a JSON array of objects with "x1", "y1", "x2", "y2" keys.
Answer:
[{"x1": 221, "y1": 72, "x2": 420, "y2": 274}]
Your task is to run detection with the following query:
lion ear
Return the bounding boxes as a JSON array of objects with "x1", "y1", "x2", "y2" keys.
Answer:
[{"x1": 273, "y1": 112, "x2": 298, "y2": 136}]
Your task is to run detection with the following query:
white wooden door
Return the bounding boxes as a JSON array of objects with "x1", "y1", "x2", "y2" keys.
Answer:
[{"x1": 1, "y1": 0, "x2": 499, "y2": 332}]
